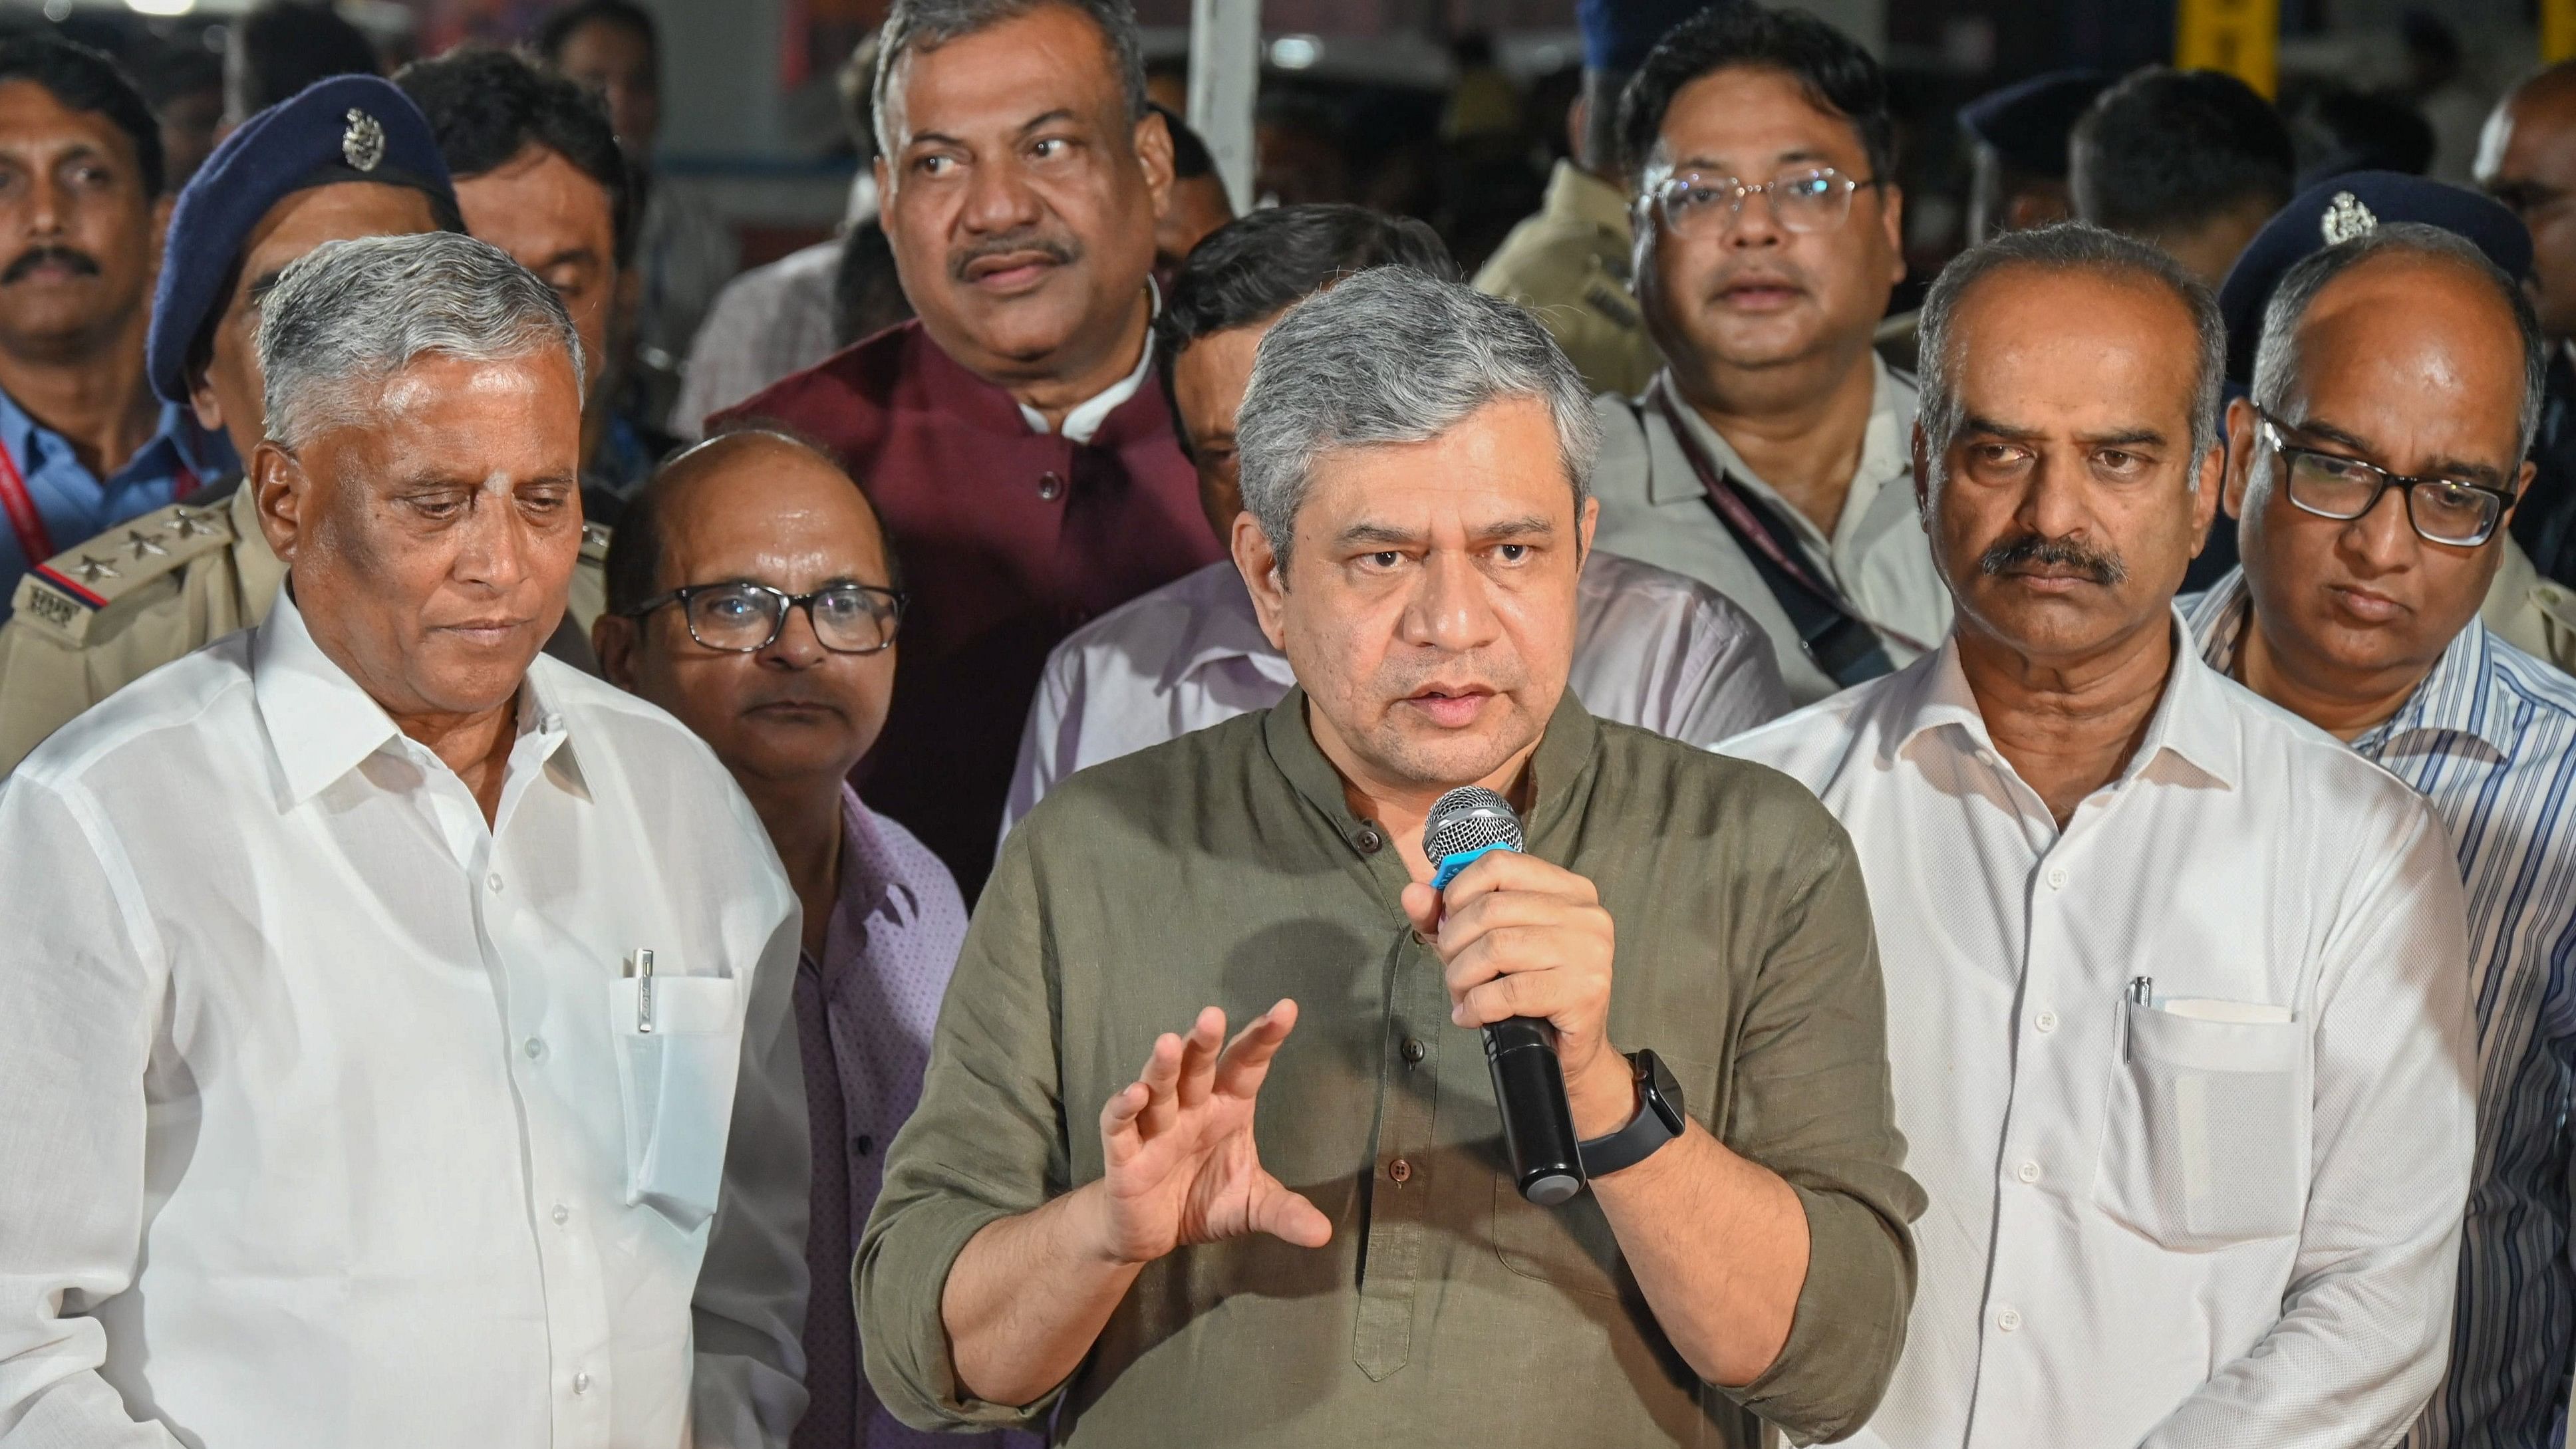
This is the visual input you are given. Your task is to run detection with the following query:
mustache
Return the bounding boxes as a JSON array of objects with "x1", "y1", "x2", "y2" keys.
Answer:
[
  {"x1": 948, "y1": 227, "x2": 1079, "y2": 282},
  {"x1": 2, "y1": 245, "x2": 98, "y2": 284},
  {"x1": 1979, "y1": 532, "x2": 2128, "y2": 586}
]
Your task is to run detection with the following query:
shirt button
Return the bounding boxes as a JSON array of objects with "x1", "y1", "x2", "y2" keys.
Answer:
[
  {"x1": 1409, "y1": 929, "x2": 1431, "y2": 947},
  {"x1": 2035, "y1": 1009, "x2": 2058, "y2": 1033},
  {"x1": 1037, "y1": 470, "x2": 1065, "y2": 501},
  {"x1": 1354, "y1": 826, "x2": 1384, "y2": 854},
  {"x1": 851, "y1": 1133, "x2": 875, "y2": 1158},
  {"x1": 572, "y1": 1371, "x2": 591, "y2": 1394},
  {"x1": 1401, "y1": 1037, "x2": 1427, "y2": 1065},
  {"x1": 1387, "y1": 1158, "x2": 1413, "y2": 1184},
  {"x1": 523, "y1": 1037, "x2": 545, "y2": 1060},
  {"x1": 551, "y1": 1204, "x2": 569, "y2": 1225},
  {"x1": 2017, "y1": 1160, "x2": 2041, "y2": 1184},
  {"x1": 488, "y1": 872, "x2": 504, "y2": 892},
  {"x1": 2045, "y1": 866, "x2": 2067, "y2": 890},
  {"x1": 1997, "y1": 1306, "x2": 2022, "y2": 1333}
]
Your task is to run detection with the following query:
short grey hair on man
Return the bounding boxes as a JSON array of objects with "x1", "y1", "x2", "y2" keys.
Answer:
[
  {"x1": 1234, "y1": 265, "x2": 1600, "y2": 566},
  {"x1": 872, "y1": 0, "x2": 1147, "y2": 159},
  {"x1": 1918, "y1": 221, "x2": 2226, "y2": 485},
  {"x1": 2251, "y1": 221, "x2": 2547, "y2": 461},
  {"x1": 258, "y1": 231, "x2": 582, "y2": 450}
]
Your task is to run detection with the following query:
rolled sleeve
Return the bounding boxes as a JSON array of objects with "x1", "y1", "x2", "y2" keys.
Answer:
[
  {"x1": 858, "y1": 825, "x2": 1068, "y2": 1431},
  {"x1": 1717, "y1": 809, "x2": 1924, "y2": 1442}
]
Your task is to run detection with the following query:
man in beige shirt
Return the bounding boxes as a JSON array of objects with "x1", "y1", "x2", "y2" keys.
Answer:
[
  {"x1": 1589, "y1": 5, "x2": 1950, "y2": 704},
  {"x1": 859, "y1": 267, "x2": 1918, "y2": 1446}
]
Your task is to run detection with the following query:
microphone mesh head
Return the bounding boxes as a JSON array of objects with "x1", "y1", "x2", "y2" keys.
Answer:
[{"x1": 1423, "y1": 785, "x2": 1524, "y2": 861}]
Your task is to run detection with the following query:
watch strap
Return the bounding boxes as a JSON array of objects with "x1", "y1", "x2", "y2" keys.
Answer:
[{"x1": 1576, "y1": 1049, "x2": 1685, "y2": 1177}]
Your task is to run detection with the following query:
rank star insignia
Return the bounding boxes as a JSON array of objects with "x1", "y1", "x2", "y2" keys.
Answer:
[
  {"x1": 2321, "y1": 191, "x2": 2378, "y2": 246},
  {"x1": 343, "y1": 108, "x2": 386, "y2": 172},
  {"x1": 123, "y1": 529, "x2": 170, "y2": 559},
  {"x1": 162, "y1": 506, "x2": 218, "y2": 539},
  {"x1": 72, "y1": 553, "x2": 120, "y2": 583}
]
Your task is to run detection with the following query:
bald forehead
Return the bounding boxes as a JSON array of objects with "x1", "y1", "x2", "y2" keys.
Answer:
[
  {"x1": 2282, "y1": 252, "x2": 2527, "y2": 426},
  {"x1": 652, "y1": 434, "x2": 887, "y2": 575}
]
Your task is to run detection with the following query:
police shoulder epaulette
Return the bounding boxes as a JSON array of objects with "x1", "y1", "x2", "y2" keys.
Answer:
[
  {"x1": 579, "y1": 519, "x2": 613, "y2": 566},
  {"x1": 9, "y1": 498, "x2": 237, "y2": 646}
]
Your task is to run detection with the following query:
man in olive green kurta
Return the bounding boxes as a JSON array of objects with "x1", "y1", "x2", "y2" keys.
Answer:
[{"x1": 859, "y1": 267, "x2": 1918, "y2": 1448}]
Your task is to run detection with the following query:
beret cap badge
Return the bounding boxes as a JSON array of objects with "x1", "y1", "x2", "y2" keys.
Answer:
[
  {"x1": 342, "y1": 108, "x2": 386, "y2": 172},
  {"x1": 2321, "y1": 191, "x2": 2378, "y2": 246}
]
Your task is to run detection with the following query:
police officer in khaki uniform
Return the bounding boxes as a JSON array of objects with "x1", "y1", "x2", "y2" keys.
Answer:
[
  {"x1": 0, "y1": 76, "x2": 612, "y2": 773},
  {"x1": 1471, "y1": 0, "x2": 1706, "y2": 399}
]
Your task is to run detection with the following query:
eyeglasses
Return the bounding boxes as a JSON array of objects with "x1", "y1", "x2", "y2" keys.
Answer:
[
  {"x1": 1649, "y1": 166, "x2": 1884, "y2": 239},
  {"x1": 622, "y1": 581, "x2": 907, "y2": 654},
  {"x1": 2254, "y1": 409, "x2": 2515, "y2": 548}
]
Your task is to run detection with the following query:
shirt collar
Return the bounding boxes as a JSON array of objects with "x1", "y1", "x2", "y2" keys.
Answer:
[
  {"x1": 2186, "y1": 565, "x2": 2516, "y2": 757},
  {"x1": 1888, "y1": 607, "x2": 2239, "y2": 793},
  {"x1": 1019, "y1": 278, "x2": 1160, "y2": 445},
  {"x1": 251, "y1": 589, "x2": 577, "y2": 808},
  {"x1": 0, "y1": 384, "x2": 230, "y2": 485},
  {"x1": 1159, "y1": 563, "x2": 1296, "y2": 693},
  {"x1": 1646, "y1": 355, "x2": 1911, "y2": 519},
  {"x1": 1260, "y1": 682, "x2": 1604, "y2": 847}
]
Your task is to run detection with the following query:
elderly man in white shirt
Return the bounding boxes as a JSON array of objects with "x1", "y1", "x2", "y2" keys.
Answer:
[
  {"x1": 1724, "y1": 222, "x2": 2476, "y2": 1446},
  {"x1": 1005, "y1": 203, "x2": 1788, "y2": 834},
  {"x1": 0, "y1": 233, "x2": 807, "y2": 1448}
]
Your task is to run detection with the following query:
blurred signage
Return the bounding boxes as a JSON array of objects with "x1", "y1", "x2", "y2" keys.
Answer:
[
  {"x1": 2176, "y1": 0, "x2": 2277, "y2": 97},
  {"x1": 2549, "y1": 0, "x2": 2576, "y2": 64}
]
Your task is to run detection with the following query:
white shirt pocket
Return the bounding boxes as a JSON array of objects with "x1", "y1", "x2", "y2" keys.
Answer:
[
  {"x1": 2096, "y1": 997, "x2": 2308, "y2": 1250},
  {"x1": 609, "y1": 974, "x2": 743, "y2": 1232}
]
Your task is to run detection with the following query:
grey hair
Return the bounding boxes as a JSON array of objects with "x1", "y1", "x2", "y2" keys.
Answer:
[
  {"x1": 257, "y1": 231, "x2": 583, "y2": 449},
  {"x1": 873, "y1": 0, "x2": 1147, "y2": 159},
  {"x1": 1234, "y1": 265, "x2": 1600, "y2": 564},
  {"x1": 2251, "y1": 221, "x2": 2546, "y2": 461},
  {"x1": 1918, "y1": 221, "x2": 2226, "y2": 483}
]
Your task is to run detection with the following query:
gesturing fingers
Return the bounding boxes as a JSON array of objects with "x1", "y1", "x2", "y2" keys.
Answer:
[
  {"x1": 1213, "y1": 998, "x2": 1300, "y2": 1101},
  {"x1": 1174, "y1": 1005, "x2": 1226, "y2": 1113}
]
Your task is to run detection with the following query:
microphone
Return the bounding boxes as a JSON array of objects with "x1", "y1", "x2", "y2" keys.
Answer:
[{"x1": 1423, "y1": 786, "x2": 1585, "y2": 1207}]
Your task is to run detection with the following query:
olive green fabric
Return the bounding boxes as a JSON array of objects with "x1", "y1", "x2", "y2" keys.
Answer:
[{"x1": 859, "y1": 688, "x2": 1923, "y2": 1447}]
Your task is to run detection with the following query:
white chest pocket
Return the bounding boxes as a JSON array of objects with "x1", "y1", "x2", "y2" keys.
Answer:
[
  {"x1": 2096, "y1": 997, "x2": 2309, "y2": 1250},
  {"x1": 610, "y1": 974, "x2": 744, "y2": 1232}
]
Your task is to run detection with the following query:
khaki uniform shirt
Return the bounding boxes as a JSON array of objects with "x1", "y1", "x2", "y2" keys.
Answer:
[
  {"x1": 1474, "y1": 162, "x2": 1661, "y2": 399},
  {"x1": 0, "y1": 483, "x2": 612, "y2": 774},
  {"x1": 2484, "y1": 535, "x2": 2576, "y2": 677},
  {"x1": 1589, "y1": 362, "x2": 1954, "y2": 705},
  {"x1": 859, "y1": 690, "x2": 1924, "y2": 1447}
]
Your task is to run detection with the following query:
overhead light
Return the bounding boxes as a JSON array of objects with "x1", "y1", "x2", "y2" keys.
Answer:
[
  {"x1": 1268, "y1": 34, "x2": 1322, "y2": 70},
  {"x1": 127, "y1": 0, "x2": 199, "y2": 13}
]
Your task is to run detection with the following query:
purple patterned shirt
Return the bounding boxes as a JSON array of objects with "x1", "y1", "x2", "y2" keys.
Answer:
[{"x1": 791, "y1": 786, "x2": 1011, "y2": 1449}]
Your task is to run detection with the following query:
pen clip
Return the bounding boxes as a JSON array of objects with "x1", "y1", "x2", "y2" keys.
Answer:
[{"x1": 635, "y1": 948, "x2": 655, "y2": 1034}]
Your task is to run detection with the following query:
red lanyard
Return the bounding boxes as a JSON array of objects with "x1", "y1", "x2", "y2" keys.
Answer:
[
  {"x1": 0, "y1": 436, "x2": 51, "y2": 566},
  {"x1": 0, "y1": 436, "x2": 200, "y2": 568}
]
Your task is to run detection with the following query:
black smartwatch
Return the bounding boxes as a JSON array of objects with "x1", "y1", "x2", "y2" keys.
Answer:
[{"x1": 1577, "y1": 1049, "x2": 1687, "y2": 1177}]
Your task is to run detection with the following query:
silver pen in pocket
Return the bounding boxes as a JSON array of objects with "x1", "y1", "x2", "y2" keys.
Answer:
[{"x1": 635, "y1": 948, "x2": 656, "y2": 1033}]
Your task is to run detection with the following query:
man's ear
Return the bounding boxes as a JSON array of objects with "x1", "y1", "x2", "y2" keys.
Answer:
[
  {"x1": 1911, "y1": 418, "x2": 1933, "y2": 522},
  {"x1": 1232, "y1": 509, "x2": 1288, "y2": 651},
  {"x1": 1135, "y1": 106, "x2": 1177, "y2": 221},
  {"x1": 2190, "y1": 439, "x2": 2226, "y2": 553},
  {"x1": 593, "y1": 612, "x2": 640, "y2": 690},
  {"x1": 2220, "y1": 396, "x2": 2257, "y2": 524},
  {"x1": 248, "y1": 438, "x2": 307, "y2": 563},
  {"x1": 1878, "y1": 184, "x2": 1906, "y2": 286},
  {"x1": 1576, "y1": 493, "x2": 1598, "y2": 565},
  {"x1": 188, "y1": 367, "x2": 225, "y2": 434},
  {"x1": 2504, "y1": 458, "x2": 2536, "y2": 529}
]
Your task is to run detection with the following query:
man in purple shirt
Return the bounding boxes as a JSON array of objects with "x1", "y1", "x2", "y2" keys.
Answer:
[{"x1": 593, "y1": 428, "x2": 993, "y2": 1448}]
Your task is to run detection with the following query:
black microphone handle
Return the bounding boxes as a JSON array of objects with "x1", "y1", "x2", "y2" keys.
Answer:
[{"x1": 1483, "y1": 1016, "x2": 1586, "y2": 1205}]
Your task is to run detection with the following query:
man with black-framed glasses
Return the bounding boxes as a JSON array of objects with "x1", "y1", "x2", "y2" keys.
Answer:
[
  {"x1": 2184, "y1": 221, "x2": 2576, "y2": 1449},
  {"x1": 1588, "y1": 1, "x2": 1949, "y2": 704},
  {"x1": 593, "y1": 428, "x2": 1008, "y2": 1449}
]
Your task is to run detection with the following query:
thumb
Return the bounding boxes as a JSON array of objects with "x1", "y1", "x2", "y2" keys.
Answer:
[
  {"x1": 1254, "y1": 1180, "x2": 1334, "y2": 1249},
  {"x1": 1400, "y1": 881, "x2": 1441, "y2": 938}
]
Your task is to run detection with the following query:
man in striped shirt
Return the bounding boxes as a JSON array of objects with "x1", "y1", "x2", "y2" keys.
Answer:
[{"x1": 2187, "y1": 219, "x2": 2576, "y2": 1447}]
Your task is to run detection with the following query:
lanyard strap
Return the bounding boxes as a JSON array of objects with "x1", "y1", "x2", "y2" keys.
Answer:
[{"x1": 0, "y1": 436, "x2": 52, "y2": 565}]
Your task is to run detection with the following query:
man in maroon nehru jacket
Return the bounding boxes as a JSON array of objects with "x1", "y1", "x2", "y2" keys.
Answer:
[{"x1": 713, "y1": 0, "x2": 1212, "y2": 894}]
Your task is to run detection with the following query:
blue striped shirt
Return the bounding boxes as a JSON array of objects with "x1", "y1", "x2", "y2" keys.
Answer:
[{"x1": 2188, "y1": 572, "x2": 2576, "y2": 1449}]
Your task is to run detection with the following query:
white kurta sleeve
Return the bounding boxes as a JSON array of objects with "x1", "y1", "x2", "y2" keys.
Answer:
[{"x1": 0, "y1": 775, "x2": 179, "y2": 1446}]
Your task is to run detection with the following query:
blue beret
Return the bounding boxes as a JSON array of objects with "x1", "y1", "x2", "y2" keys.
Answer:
[
  {"x1": 1958, "y1": 69, "x2": 2108, "y2": 180},
  {"x1": 1579, "y1": 0, "x2": 1725, "y2": 73},
  {"x1": 2218, "y1": 170, "x2": 2532, "y2": 383},
  {"x1": 148, "y1": 75, "x2": 457, "y2": 406}
]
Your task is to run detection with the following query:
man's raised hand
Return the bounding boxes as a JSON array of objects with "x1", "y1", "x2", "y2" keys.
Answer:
[{"x1": 1089, "y1": 999, "x2": 1332, "y2": 1265}]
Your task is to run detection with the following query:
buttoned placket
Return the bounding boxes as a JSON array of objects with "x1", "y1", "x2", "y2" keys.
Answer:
[
  {"x1": 396, "y1": 709, "x2": 618, "y2": 1446},
  {"x1": 1346, "y1": 818, "x2": 1444, "y2": 1382},
  {"x1": 1957, "y1": 738, "x2": 2139, "y2": 1444}
]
